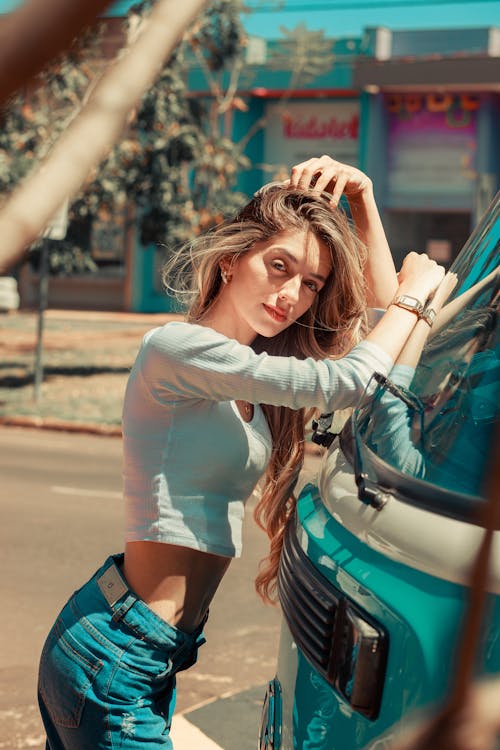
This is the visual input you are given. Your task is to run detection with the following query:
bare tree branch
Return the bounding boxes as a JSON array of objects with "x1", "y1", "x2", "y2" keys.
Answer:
[
  {"x1": 449, "y1": 418, "x2": 500, "y2": 712},
  {"x1": 0, "y1": 0, "x2": 115, "y2": 106},
  {"x1": 0, "y1": 0, "x2": 209, "y2": 273}
]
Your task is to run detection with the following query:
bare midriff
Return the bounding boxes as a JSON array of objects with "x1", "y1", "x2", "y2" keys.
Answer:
[{"x1": 123, "y1": 541, "x2": 232, "y2": 634}]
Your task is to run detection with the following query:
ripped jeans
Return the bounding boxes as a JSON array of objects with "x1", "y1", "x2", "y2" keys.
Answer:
[{"x1": 37, "y1": 554, "x2": 207, "y2": 749}]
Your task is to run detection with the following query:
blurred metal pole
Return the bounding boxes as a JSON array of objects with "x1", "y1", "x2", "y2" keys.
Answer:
[{"x1": 34, "y1": 240, "x2": 49, "y2": 402}]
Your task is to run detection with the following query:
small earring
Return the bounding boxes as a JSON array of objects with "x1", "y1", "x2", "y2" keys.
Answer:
[{"x1": 221, "y1": 270, "x2": 228, "y2": 284}]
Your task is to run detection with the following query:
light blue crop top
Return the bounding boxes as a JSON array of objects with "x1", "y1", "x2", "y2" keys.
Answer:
[{"x1": 122, "y1": 321, "x2": 393, "y2": 557}]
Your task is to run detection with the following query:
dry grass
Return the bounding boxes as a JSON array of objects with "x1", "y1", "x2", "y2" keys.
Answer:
[{"x1": 0, "y1": 310, "x2": 172, "y2": 426}]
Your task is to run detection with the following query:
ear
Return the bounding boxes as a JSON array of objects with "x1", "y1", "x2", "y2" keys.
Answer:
[
  {"x1": 220, "y1": 258, "x2": 233, "y2": 284},
  {"x1": 220, "y1": 266, "x2": 230, "y2": 284}
]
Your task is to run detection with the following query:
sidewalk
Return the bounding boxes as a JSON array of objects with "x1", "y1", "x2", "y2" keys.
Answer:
[{"x1": 0, "y1": 308, "x2": 179, "y2": 433}]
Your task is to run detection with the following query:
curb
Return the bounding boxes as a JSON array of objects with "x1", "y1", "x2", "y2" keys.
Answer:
[
  {"x1": 0, "y1": 415, "x2": 122, "y2": 436},
  {"x1": 0, "y1": 416, "x2": 324, "y2": 454},
  {"x1": 170, "y1": 716, "x2": 224, "y2": 750}
]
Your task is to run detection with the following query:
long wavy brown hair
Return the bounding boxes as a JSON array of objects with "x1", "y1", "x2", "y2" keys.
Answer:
[{"x1": 163, "y1": 186, "x2": 368, "y2": 603}]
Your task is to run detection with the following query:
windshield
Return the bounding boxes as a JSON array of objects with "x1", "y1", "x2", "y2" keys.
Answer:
[{"x1": 355, "y1": 195, "x2": 499, "y2": 500}]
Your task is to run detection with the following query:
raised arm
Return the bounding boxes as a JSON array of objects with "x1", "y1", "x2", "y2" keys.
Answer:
[
  {"x1": 388, "y1": 271, "x2": 459, "y2": 370},
  {"x1": 363, "y1": 273, "x2": 458, "y2": 478},
  {"x1": 289, "y1": 155, "x2": 398, "y2": 307},
  {"x1": 289, "y1": 156, "x2": 446, "y2": 363}
]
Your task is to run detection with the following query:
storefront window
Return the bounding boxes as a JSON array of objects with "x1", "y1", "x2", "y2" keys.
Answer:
[
  {"x1": 385, "y1": 92, "x2": 479, "y2": 212},
  {"x1": 384, "y1": 210, "x2": 471, "y2": 269}
]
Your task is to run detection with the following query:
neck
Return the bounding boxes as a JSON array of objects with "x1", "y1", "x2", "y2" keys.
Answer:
[{"x1": 199, "y1": 299, "x2": 256, "y2": 346}]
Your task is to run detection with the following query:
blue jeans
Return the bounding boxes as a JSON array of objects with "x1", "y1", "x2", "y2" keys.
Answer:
[{"x1": 38, "y1": 554, "x2": 207, "y2": 749}]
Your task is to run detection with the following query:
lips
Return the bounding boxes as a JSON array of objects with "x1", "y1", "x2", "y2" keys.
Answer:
[{"x1": 263, "y1": 304, "x2": 288, "y2": 323}]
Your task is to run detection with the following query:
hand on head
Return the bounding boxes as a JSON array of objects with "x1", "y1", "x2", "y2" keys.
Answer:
[{"x1": 289, "y1": 154, "x2": 372, "y2": 207}]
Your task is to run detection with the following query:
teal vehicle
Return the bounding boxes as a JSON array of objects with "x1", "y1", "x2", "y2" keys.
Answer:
[{"x1": 260, "y1": 194, "x2": 500, "y2": 750}]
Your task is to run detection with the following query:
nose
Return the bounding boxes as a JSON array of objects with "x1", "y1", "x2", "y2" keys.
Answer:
[{"x1": 279, "y1": 275, "x2": 301, "y2": 305}]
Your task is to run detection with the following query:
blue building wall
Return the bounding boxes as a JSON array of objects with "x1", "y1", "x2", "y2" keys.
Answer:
[{"x1": 358, "y1": 92, "x2": 389, "y2": 206}]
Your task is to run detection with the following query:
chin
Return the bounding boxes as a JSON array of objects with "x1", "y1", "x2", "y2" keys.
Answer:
[
  {"x1": 250, "y1": 311, "x2": 294, "y2": 340},
  {"x1": 258, "y1": 322, "x2": 292, "y2": 340}
]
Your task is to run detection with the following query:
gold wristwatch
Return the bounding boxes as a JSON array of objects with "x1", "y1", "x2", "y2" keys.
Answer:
[{"x1": 390, "y1": 295, "x2": 424, "y2": 317}]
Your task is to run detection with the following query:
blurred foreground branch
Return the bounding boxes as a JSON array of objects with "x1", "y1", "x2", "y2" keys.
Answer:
[
  {"x1": 0, "y1": 0, "x2": 114, "y2": 106},
  {"x1": 0, "y1": 0, "x2": 208, "y2": 274}
]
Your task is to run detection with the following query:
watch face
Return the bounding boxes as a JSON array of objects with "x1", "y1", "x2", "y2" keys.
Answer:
[
  {"x1": 402, "y1": 296, "x2": 416, "y2": 306},
  {"x1": 393, "y1": 295, "x2": 423, "y2": 313}
]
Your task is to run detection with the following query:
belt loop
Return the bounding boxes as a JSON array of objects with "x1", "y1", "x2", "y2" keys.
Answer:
[{"x1": 111, "y1": 593, "x2": 137, "y2": 622}]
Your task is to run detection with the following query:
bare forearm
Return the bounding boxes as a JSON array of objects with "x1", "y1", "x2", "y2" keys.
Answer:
[
  {"x1": 390, "y1": 272, "x2": 458, "y2": 367},
  {"x1": 364, "y1": 263, "x2": 455, "y2": 364},
  {"x1": 365, "y1": 305, "x2": 420, "y2": 362},
  {"x1": 393, "y1": 319, "x2": 432, "y2": 368},
  {"x1": 348, "y1": 184, "x2": 398, "y2": 308}
]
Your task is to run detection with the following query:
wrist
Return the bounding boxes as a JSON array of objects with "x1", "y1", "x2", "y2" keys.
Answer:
[
  {"x1": 389, "y1": 293, "x2": 437, "y2": 328},
  {"x1": 394, "y1": 283, "x2": 428, "y2": 308},
  {"x1": 346, "y1": 179, "x2": 374, "y2": 206},
  {"x1": 389, "y1": 293, "x2": 424, "y2": 318}
]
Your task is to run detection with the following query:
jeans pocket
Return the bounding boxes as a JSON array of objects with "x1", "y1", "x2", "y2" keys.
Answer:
[{"x1": 38, "y1": 619, "x2": 103, "y2": 728}]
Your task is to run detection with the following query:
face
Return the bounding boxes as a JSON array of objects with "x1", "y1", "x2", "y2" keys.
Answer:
[{"x1": 214, "y1": 229, "x2": 333, "y2": 344}]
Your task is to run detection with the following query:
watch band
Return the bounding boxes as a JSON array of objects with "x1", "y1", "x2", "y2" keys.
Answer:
[{"x1": 390, "y1": 295, "x2": 424, "y2": 317}]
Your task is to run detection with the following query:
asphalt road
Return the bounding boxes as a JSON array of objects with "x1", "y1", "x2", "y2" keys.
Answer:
[{"x1": 0, "y1": 425, "x2": 308, "y2": 750}]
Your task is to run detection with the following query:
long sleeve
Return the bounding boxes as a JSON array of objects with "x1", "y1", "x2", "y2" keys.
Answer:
[
  {"x1": 367, "y1": 364, "x2": 426, "y2": 478},
  {"x1": 139, "y1": 321, "x2": 394, "y2": 413}
]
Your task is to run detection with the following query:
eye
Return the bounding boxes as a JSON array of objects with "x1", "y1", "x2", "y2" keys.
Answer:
[
  {"x1": 270, "y1": 259, "x2": 287, "y2": 273},
  {"x1": 304, "y1": 280, "x2": 319, "y2": 293}
]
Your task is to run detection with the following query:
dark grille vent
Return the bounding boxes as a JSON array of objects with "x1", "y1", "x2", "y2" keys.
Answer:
[
  {"x1": 278, "y1": 519, "x2": 340, "y2": 673},
  {"x1": 278, "y1": 519, "x2": 388, "y2": 720}
]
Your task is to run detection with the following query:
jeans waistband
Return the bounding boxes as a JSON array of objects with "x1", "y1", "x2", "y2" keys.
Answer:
[{"x1": 88, "y1": 553, "x2": 208, "y2": 652}]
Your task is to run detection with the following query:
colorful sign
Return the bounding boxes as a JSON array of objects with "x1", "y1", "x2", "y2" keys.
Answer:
[
  {"x1": 264, "y1": 101, "x2": 360, "y2": 174},
  {"x1": 385, "y1": 94, "x2": 478, "y2": 211}
]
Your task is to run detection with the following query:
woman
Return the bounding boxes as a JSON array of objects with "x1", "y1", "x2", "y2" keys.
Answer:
[{"x1": 38, "y1": 156, "x2": 448, "y2": 749}]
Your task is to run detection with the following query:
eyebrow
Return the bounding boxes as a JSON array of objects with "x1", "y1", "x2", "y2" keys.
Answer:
[{"x1": 273, "y1": 247, "x2": 329, "y2": 284}]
